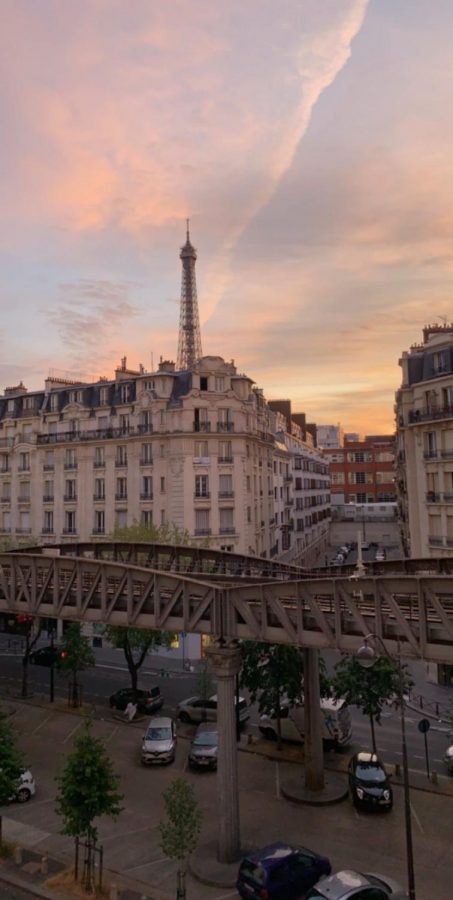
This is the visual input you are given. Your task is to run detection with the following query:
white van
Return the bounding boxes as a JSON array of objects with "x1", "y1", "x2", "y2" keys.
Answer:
[{"x1": 259, "y1": 697, "x2": 352, "y2": 750}]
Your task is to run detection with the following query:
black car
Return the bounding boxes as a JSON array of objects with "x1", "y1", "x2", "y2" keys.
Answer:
[
  {"x1": 29, "y1": 645, "x2": 62, "y2": 666},
  {"x1": 348, "y1": 751, "x2": 393, "y2": 811},
  {"x1": 109, "y1": 687, "x2": 163, "y2": 716},
  {"x1": 237, "y1": 842, "x2": 331, "y2": 900}
]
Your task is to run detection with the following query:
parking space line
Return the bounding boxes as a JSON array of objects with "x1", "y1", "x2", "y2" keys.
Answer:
[
  {"x1": 31, "y1": 713, "x2": 54, "y2": 735},
  {"x1": 410, "y1": 803, "x2": 424, "y2": 834},
  {"x1": 63, "y1": 721, "x2": 83, "y2": 744},
  {"x1": 101, "y1": 825, "x2": 151, "y2": 843},
  {"x1": 124, "y1": 856, "x2": 169, "y2": 871},
  {"x1": 104, "y1": 725, "x2": 119, "y2": 745}
]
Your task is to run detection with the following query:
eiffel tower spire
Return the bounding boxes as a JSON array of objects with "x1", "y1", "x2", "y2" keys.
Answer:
[{"x1": 176, "y1": 220, "x2": 203, "y2": 370}]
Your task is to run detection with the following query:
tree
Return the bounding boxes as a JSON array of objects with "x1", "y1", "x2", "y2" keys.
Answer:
[
  {"x1": 103, "y1": 625, "x2": 175, "y2": 693},
  {"x1": 240, "y1": 642, "x2": 306, "y2": 750},
  {"x1": 58, "y1": 623, "x2": 95, "y2": 708},
  {"x1": 331, "y1": 654, "x2": 413, "y2": 754},
  {"x1": 0, "y1": 712, "x2": 24, "y2": 847},
  {"x1": 112, "y1": 521, "x2": 193, "y2": 545},
  {"x1": 159, "y1": 778, "x2": 202, "y2": 900},
  {"x1": 56, "y1": 719, "x2": 123, "y2": 892}
]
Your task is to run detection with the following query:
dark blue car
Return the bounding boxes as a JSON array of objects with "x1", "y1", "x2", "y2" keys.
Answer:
[{"x1": 237, "y1": 842, "x2": 331, "y2": 899}]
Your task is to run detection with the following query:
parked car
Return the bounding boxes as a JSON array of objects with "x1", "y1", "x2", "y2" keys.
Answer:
[
  {"x1": 443, "y1": 744, "x2": 453, "y2": 774},
  {"x1": 375, "y1": 549, "x2": 386, "y2": 561},
  {"x1": 109, "y1": 687, "x2": 163, "y2": 716},
  {"x1": 348, "y1": 751, "x2": 393, "y2": 811},
  {"x1": 141, "y1": 716, "x2": 176, "y2": 765},
  {"x1": 360, "y1": 541, "x2": 370, "y2": 551},
  {"x1": 29, "y1": 645, "x2": 62, "y2": 666},
  {"x1": 188, "y1": 723, "x2": 218, "y2": 770},
  {"x1": 12, "y1": 770, "x2": 36, "y2": 803},
  {"x1": 237, "y1": 842, "x2": 331, "y2": 900},
  {"x1": 177, "y1": 694, "x2": 249, "y2": 725},
  {"x1": 306, "y1": 869, "x2": 407, "y2": 899}
]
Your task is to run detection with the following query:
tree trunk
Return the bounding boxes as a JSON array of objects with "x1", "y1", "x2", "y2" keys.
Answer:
[
  {"x1": 176, "y1": 866, "x2": 186, "y2": 899},
  {"x1": 369, "y1": 713, "x2": 377, "y2": 755}
]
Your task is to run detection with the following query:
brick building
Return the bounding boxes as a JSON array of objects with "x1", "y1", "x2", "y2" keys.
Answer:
[{"x1": 323, "y1": 435, "x2": 395, "y2": 504}]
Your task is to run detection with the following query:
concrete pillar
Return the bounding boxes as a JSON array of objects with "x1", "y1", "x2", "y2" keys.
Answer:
[
  {"x1": 304, "y1": 647, "x2": 324, "y2": 792},
  {"x1": 206, "y1": 642, "x2": 242, "y2": 863}
]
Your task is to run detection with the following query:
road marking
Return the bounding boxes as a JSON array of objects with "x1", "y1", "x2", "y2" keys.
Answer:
[
  {"x1": 124, "y1": 856, "x2": 169, "y2": 871},
  {"x1": 31, "y1": 713, "x2": 54, "y2": 735},
  {"x1": 411, "y1": 803, "x2": 424, "y2": 834},
  {"x1": 104, "y1": 725, "x2": 119, "y2": 745},
  {"x1": 63, "y1": 721, "x2": 83, "y2": 744},
  {"x1": 101, "y1": 826, "x2": 151, "y2": 843}
]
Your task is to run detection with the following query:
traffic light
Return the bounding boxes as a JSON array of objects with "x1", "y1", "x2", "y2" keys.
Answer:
[{"x1": 59, "y1": 649, "x2": 67, "y2": 661}]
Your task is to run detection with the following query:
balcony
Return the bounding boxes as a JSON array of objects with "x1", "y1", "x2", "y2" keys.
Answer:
[
  {"x1": 0, "y1": 438, "x2": 14, "y2": 448},
  {"x1": 16, "y1": 527, "x2": 32, "y2": 534},
  {"x1": 140, "y1": 457, "x2": 153, "y2": 466},
  {"x1": 428, "y1": 535, "x2": 444, "y2": 546},
  {"x1": 115, "y1": 460, "x2": 128, "y2": 468},
  {"x1": 37, "y1": 423, "x2": 152, "y2": 446},
  {"x1": 423, "y1": 451, "x2": 438, "y2": 460},
  {"x1": 284, "y1": 475, "x2": 293, "y2": 483},
  {"x1": 64, "y1": 463, "x2": 78, "y2": 470},
  {"x1": 62, "y1": 528, "x2": 78, "y2": 535},
  {"x1": 17, "y1": 466, "x2": 30, "y2": 473},
  {"x1": 137, "y1": 423, "x2": 153, "y2": 435},
  {"x1": 93, "y1": 460, "x2": 105, "y2": 468},
  {"x1": 41, "y1": 527, "x2": 55, "y2": 535},
  {"x1": 193, "y1": 456, "x2": 210, "y2": 465},
  {"x1": 93, "y1": 494, "x2": 105, "y2": 502},
  {"x1": 115, "y1": 493, "x2": 128, "y2": 502},
  {"x1": 194, "y1": 528, "x2": 211, "y2": 536},
  {"x1": 0, "y1": 468, "x2": 10, "y2": 475},
  {"x1": 409, "y1": 404, "x2": 453, "y2": 425},
  {"x1": 219, "y1": 526, "x2": 235, "y2": 534},
  {"x1": 0, "y1": 496, "x2": 10, "y2": 503},
  {"x1": 0, "y1": 527, "x2": 11, "y2": 534},
  {"x1": 92, "y1": 528, "x2": 105, "y2": 535},
  {"x1": 216, "y1": 422, "x2": 234, "y2": 433},
  {"x1": 18, "y1": 496, "x2": 31, "y2": 504},
  {"x1": 193, "y1": 421, "x2": 211, "y2": 432},
  {"x1": 140, "y1": 493, "x2": 153, "y2": 501},
  {"x1": 218, "y1": 456, "x2": 233, "y2": 464},
  {"x1": 43, "y1": 464, "x2": 55, "y2": 471},
  {"x1": 218, "y1": 491, "x2": 234, "y2": 499},
  {"x1": 64, "y1": 494, "x2": 77, "y2": 503},
  {"x1": 43, "y1": 495, "x2": 54, "y2": 503},
  {"x1": 194, "y1": 492, "x2": 210, "y2": 500}
]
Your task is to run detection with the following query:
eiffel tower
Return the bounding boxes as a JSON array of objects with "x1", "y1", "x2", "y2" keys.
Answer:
[{"x1": 176, "y1": 220, "x2": 203, "y2": 370}]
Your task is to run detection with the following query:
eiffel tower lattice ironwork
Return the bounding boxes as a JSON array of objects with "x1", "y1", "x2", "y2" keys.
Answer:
[{"x1": 176, "y1": 220, "x2": 203, "y2": 370}]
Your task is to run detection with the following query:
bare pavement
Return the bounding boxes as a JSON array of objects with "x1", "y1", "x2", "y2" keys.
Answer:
[{"x1": 0, "y1": 692, "x2": 452, "y2": 900}]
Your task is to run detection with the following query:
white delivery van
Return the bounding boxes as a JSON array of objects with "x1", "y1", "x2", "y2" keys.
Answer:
[{"x1": 259, "y1": 697, "x2": 352, "y2": 750}]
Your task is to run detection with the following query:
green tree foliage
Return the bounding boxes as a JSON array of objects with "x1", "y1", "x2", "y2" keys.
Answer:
[
  {"x1": 240, "y1": 642, "x2": 306, "y2": 749},
  {"x1": 332, "y1": 654, "x2": 414, "y2": 753},
  {"x1": 56, "y1": 719, "x2": 123, "y2": 891},
  {"x1": 103, "y1": 625, "x2": 174, "y2": 693},
  {"x1": 112, "y1": 521, "x2": 193, "y2": 545},
  {"x1": 0, "y1": 713, "x2": 24, "y2": 845},
  {"x1": 58, "y1": 623, "x2": 95, "y2": 707},
  {"x1": 159, "y1": 778, "x2": 202, "y2": 900}
]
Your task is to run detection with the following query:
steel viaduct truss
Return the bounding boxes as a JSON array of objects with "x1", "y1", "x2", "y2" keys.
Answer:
[{"x1": 1, "y1": 547, "x2": 453, "y2": 663}]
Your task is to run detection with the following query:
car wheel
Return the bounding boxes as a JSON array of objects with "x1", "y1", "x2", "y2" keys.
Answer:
[
  {"x1": 16, "y1": 788, "x2": 31, "y2": 803},
  {"x1": 178, "y1": 711, "x2": 191, "y2": 724}
]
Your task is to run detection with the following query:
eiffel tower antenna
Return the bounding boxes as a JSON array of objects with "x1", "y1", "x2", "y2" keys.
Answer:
[{"x1": 176, "y1": 220, "x2": 203, "y2": 370}]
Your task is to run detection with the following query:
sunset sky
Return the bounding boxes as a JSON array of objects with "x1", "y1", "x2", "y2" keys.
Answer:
[{"x1": 1, "y1": 0, "x2": 453, "y2": 435}]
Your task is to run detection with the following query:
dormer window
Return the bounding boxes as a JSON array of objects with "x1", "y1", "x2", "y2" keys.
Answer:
[
  {"x1": 7, "y1": 399, "x2": 14, "y2": 413},
  {"x1": 69, "y1": 390, "x2": 83, "y2": 404},
  {"x1": 99, "y1": 386, "x2": 109, "y2": 405},
  {"x1": 200, "y1": 377, "x2": 208, "y2": 391},
  {"x1": 120, "y1": 383, "x2": 130, "y2": 404},
  {"x1": 50, "y1": 393, "x2": 59, "y2": 412},
  {"x1": 23, "y1": 396, "x2": 34, "y2": 411},
  {"x1": 144, "y1": 380, "x2": 155, "y2": 391}
]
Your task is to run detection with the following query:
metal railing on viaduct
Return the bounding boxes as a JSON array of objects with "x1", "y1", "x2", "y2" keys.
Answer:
[{"x1": 1, "y1": 544, "x2": 453, "y2": 664}]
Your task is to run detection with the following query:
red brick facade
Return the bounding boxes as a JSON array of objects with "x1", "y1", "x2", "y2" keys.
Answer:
[{"x1": 323, "y1": 435, "x2": 395, "y2": 503}]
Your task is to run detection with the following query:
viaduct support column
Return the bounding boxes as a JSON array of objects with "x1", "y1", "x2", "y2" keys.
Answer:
[
  {"x1": 304, "y1": 647, "x2": 324, "y2": 791},
  {"x1": 206, "y1": 642, "x2": 241, "y2": 863}
]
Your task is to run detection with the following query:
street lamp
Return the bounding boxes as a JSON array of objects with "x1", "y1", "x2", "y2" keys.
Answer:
[{"x1": 356, "y1": 635, "x2": 415, "y2": 900}]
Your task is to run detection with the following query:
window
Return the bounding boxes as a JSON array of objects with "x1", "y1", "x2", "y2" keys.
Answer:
[
  {"x1": 1, "y1": 482, "x2": 10, "y2": 502},
  {"x1": 116, "y1": 477, "x2": 127, "y2": 500},
  {"x1": 195, "y1": 474, "x2": 209, "y2": 498},
  {"x1": 425, "y1": 432, "x2": 437, "y2": 457},
  {"x1": 98, "y1": 416, "x2": 109, "y2": 430},
  {"x1": 18, "y1": 481, "x2": 30, "y2": 502},
  {"x1": 195, "y1": 509, "x2": 210, "y2": 535},
  {"x1": 141, "y1": 443, "x2": 153, "y2": 464},
  {"x1": 246, "y1": 475, "x2": 251, "y2": 492},
  {"x1": 116, "y1": 510, "x2": 127, "y2": 528},
  {"x1": 331, "y1": 472, "x2": 345, "y2": 484},
  {"x1": 141, "y1": 510, "x2": 153, "y2": 526},
  {"x1": 160, "y1": 476, "x2": 165, "y2": 493},
  {"x1": 160, "y1": 509, "x2": 166, "y2": 526},
  {"x1": 44, "y1": 450, "x2": 54, "y2": 470},
  {"x1": 141, "y1": 475, "x2": 153, "y2": 499},
  {"x1": 1, "y1": 510, "x2": 11, "y2": 532},
  {"x1": 43, "y1": 510, "x2": 54, "y2": 533},
  {"x1": 144, "y1": 380, "x2": 155, "y2": 392},
  {"x1": 22, "y1": 425, "x2": 33, "y2": 441},
  {"x1": 65, "y1": 510, "x2": 76, "y2": 534},
  {"x1": 49, "y1": 393, "x2": 59, "y2": 412},
  {"x1": 347, "y1": 451, "x2": 372, "y2": 463},
  {"x1": 43, "y1": 480, "x2": 54, "y2": 501},
  {"x1": 120, "y1": 383, "x2": 131, "y2": 404},
  {"x1": 375, "y1": 451, "x2": 393, "y2": 462},
  {"x1": 140, "y1": 410, "x2": 152, "y2": 433},
  {"x1": 215, "y1": 376, "x2": 225, "y2": 392},
  {"x1": 94, "y1": 446, "x2": 105, "y2": 468},
  {"x1": 200, "y1": 376, "x2": 208, "y2": 391},
  {"x1": 65, "y1": 479, "x2": 77, "y2": 501},
  {"x1": 116, "y1": 445, "x2": 128, "y2": 466},
  {"x1": 19, "y1": 511, "x2": 31, "y2": 533},
  {"x1": 160, "y1": 443, "x2": 165, "y2": 457},
  {"x1": 65, "y1": 448, "x2": 77, "y2": 469},
  {"x1": 7, "y1": 399, "x2": 15, "y2": 413},
  {"x1": 376, "y1": 471, "x2": 392, "y2": 484},
  {"x1": 94, "y1": 510, "x2": 105, "y2": 534},
  {"x1": 99, "y1": 386, "x2": 109, "y2": 405},
  {"x1": 0, "y1": 455, "x2": 9, "y2": 473},
  {"x1": 69, "y1": 418, "x2": 80, "y2": 435},
  {"x1": 219, "y1": 474, "x2": 233, "y2": 497},
  {"x1": 94, "y1": 478, "x2": 105, "y2": 500},
  {"x1": 433, "y1": 349, "x2": 449, "y2": 374},
  {"x1": 219, "y1": 440, "x2": 232, "y2": 462},
  {"x1": 69, "y1": 390, "x2": 83, "y2": 404},
  {"x1": 247, "y1": 506, "x2": 251, "y2": 522},
  {"x1": 194, "y1": 441, "x2": 209, "y2": 461},
  {"x1": 217, "y1": 408, "x2": 233, "y2": 432},
  {"x1": 119, "y1": 414, "x2": 130, "y2": 434},
  {"x1": 219, "y1": 508, "x2": 234, "y2": 534},
  {"x1": 356, "y1": 492, "x2": 367, "y2": 503},
  {"x1": 23, "y1": 396, "x2": 35, "y2": 411},
  {"x1": 194, "y1": 408, "x2": 210, "y2": 432},
  {"x1": 19, "y1": 452, "x2": 30, "y2": 472}
]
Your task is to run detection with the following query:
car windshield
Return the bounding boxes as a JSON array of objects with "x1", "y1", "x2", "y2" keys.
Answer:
[
  {"x1": 146, "y1": 727, "x2": 171, "y2": 741},
  {"x1": 355, "y1": 763, "x2": 386, "y2": 782},
  {"x1": 194, "y1": 732, "x2": 217, "y2": 746}
]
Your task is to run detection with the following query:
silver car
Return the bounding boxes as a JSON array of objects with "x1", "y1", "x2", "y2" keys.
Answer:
[
  {"x1": 188, "y1": 723, "x2": 218, "y2": 770},
  {"x1": 306, "y1": 870, "x2": 407, "y2": 899},
  {"x1": 177, "y1": 694, "x2": 249, "y2": 725},
  {"x1": 141, "y1": 717, "x2": 177, "y2": 765},
  {"x1": 443, "y1": 744, "x2": 453, "y2": 774}
]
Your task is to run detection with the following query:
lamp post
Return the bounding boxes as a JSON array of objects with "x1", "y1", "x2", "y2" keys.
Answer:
[{"x1": 356, "y1": 635, "x2": 415, "y2": 900}]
